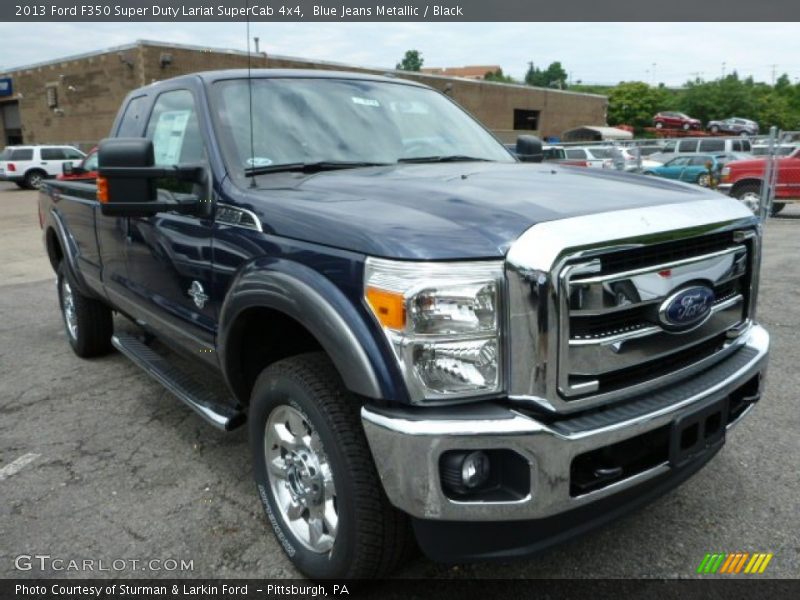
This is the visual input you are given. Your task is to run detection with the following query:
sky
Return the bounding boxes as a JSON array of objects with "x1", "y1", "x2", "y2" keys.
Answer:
[{"x1": 0, "y1": 22, "x2": 798, "y2": 86}]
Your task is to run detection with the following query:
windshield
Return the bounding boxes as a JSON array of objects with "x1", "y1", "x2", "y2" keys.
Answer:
[{"x1": 211, "y1": 78, "x2": 514, "y2": 180}]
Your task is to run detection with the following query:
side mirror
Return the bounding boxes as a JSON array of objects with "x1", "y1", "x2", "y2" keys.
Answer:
[
  {"x1": 515, "y1": 135, "x2": 544, "y2": 163},
  {"x1": 97, "y1": 137, "x2": 206, "y2": 217},
  {"x1": 62, "y1": 162, "x2": 74, "y2": 176}
]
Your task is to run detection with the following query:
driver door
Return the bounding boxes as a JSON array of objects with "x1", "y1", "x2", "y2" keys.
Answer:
[{"x1": 124, "y1": 88, "x2": 217, "y2": 357}]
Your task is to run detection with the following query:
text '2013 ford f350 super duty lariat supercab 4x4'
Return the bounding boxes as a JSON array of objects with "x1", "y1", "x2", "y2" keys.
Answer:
[{"x1": 39, "y1": 70, "x2": 769, "y2": 579}]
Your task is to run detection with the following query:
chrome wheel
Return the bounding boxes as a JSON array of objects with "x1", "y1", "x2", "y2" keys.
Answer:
[
  {"x1": 739, "y1": 191, "x2": 761, "y2": 214},
  {"x1": 61, "y1": 279, "x2": 79, "y2": 340},
  {"x1": 264, "y1": 404, "x2": 338, "y2": 553},
  {"x1": 28, "y1": 172, "x2": 43, "y2": 189},
  {"x1": 697, "y1": 173, "x2": 711, "y2": 187}
]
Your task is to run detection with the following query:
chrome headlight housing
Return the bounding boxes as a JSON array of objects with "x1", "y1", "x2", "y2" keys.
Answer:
[{"x1": 364, "y1": 258, "x2": 504, "y2": 403}]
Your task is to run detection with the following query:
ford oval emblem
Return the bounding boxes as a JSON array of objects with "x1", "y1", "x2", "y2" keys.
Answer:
[{"x1": 659, "y1": 285, "x2": 715, "y2": 331}]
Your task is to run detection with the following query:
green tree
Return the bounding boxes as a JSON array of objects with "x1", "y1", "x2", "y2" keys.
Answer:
[
  {"x1": 484, "y1": 68, "x2": 515, "y2": 83},
  {"x1": 524, "y1": 61, "x2": 569, "y2": 89},
  {"x1": 396, "y1": 50, "x2": 423, "y2": 72},
  {"x1": 607, "y1": 81, "x2": 671, "y2": 129}
]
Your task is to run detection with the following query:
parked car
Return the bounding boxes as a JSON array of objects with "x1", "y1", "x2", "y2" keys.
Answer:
[
  {"x1": 719, "y1": 147, "x2": 800, "y2": 215},
  {"x1": 751, "y1": 144, "x2": 797, "y2": 157},
  {"x1": 648, "y1": 137, "x2": 752, "y2": 164},
  {"x1": 706, "y1": 118, "x2": 759, "y2": 136},
  {"x1": 39, "y1": 69, "x2": 768, "y2": 579},
  {"x1": 57, "y1": 147, "x2": 98, "y2": 182},
  {"x1": 653, "y1": 111, "x2": 702, "y2": 130},
  {"x1": 617, "y1": 147, "x2": 664, "y2": 172},
  {"x1": 541, "y1": 145, "x2": 593, "y2": 166},
  {"x1": 0, "y1": 145, "x2": 85, "y2": 189},
  {"x1": 643, "y1": 154, "x2": 722, "y2": 186},
  {"x1": 563, "y1": 146, "x2": 613, "y2": 168}
]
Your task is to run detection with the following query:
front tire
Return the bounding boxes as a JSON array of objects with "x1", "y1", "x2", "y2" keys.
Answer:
[
  {"x1": 733, "y1": 183, "x2": 762, "y2": 215},
  {"x1": 57, "y1": 263, "x2": 113, "y2": 357},
  {"x1": 655, "y1": 122, "x2": 664, "y2": 129},
  {"x1": 683, "y1": 123, "x2": 691, "y2": 130},
  {"x1": 710, "y1": 125, "x2": 720, "y2": 133},
  {"x1": 249, "y1": 352, "x2": 411, "y2": 579}
]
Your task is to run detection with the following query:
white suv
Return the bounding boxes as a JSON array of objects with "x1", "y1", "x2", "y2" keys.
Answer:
[{"x1": 0, "y1": 145, "x2": 85, "y2": 189}]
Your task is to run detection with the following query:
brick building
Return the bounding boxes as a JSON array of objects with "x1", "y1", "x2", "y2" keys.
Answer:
[{"x1": 0, "y1": 40, "x2": 607, "y2": 148}]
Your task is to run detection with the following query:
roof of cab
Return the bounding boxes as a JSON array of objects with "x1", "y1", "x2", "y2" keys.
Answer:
[{"x1": 144, "y1": 69, "x2": 430, "y2": 89}]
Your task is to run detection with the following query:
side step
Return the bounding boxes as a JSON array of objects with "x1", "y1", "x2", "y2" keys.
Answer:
[{"x1": 112, "y1": 333, "x2": 245, "y2": 431}]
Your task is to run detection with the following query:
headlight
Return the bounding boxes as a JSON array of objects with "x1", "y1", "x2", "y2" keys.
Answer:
[
  {"x1": 364, "y1": 258, "x2": 504, "y2": 403},
  {"x1": 721, "y1": 166, "x2": 731, "y2": 180}
]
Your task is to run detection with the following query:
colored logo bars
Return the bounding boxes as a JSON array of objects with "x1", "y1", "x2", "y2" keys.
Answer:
[{"x1": 697, "y1": 552, "x2": 774, "y2": 574}]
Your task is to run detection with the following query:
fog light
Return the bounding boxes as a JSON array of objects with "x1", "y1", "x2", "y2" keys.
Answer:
[
  {"x1": 440, "y1": 450, "x2": 490, "y2": 495},
  {"x1": 462, "y1": 451, "x2": 490, "y2": 488}
]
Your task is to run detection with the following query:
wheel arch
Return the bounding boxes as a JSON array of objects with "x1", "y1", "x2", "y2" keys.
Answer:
[
  {"x1": 730, "y1": 178, "x2": 763, "y2": 197},
  {"x1": 218, "y1": 258, "x2": 398, "y2": 406}
]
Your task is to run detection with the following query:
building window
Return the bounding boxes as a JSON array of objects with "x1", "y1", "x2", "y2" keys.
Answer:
[
  {"x1": 514, "y1": 109, "x2": 540, "y2": 131},
  {"x1": 46, "y1": 85, "x2": 58, "y2": 108}
]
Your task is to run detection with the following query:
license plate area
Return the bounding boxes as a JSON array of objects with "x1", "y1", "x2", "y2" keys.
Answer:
[{"x1": 670, "y1": 395, "x2": 728, "y2": 467}]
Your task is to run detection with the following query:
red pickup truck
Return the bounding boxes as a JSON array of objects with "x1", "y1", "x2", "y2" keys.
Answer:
[{"x1": 719, "y1": 148, "x2": 800, "y2": 215}]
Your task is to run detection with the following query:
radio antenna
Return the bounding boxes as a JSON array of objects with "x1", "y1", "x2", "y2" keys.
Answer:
[{"x1": 246, "y1": 2, "x2": 257, "y2": 188}]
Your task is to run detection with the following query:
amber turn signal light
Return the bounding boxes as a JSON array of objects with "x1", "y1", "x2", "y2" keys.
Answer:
[
  {"x1": 366, "y1": 287, "x2": 406, "y2": 330},
  {"x1": 96, "y1": 176, "x2": 109, "y2": 203}
]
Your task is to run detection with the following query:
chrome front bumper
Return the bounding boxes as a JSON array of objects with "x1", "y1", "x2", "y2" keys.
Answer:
[
  {"x1": 362, "y1": 324, "x2": 768, "y2": 522},
  {"x1": 717, "y1": 183, "x2": 733, "y2": 193}
]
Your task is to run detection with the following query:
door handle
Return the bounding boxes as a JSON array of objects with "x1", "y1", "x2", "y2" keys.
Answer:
[{"x1": 41, "y1": 162, "x2": 48, "y2": 165}]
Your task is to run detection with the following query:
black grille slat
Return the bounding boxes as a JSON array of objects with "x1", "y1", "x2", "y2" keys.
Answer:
[
  {"x1": 570, "y1": 334, "x2": 728, "y2": 395},
  {"x1": 595, "y1": 231, "x2": 735, "y2": 276}
]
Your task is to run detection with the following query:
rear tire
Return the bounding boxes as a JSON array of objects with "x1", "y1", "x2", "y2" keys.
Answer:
[
  {"x1": 249, "y1": 352, "x2": 412, "y2": 579},
  {"x1": 710, "y1": 125, "x2": 719, "y2": 133},
  {"x1": 24, "y1": 169, "x2": 46, "y2": 190},
  {"x1": 771, "y1": 202, "x2": 786, "y2": 217},
  {"x1": 57, "y1": 262, "x2": 113, "y2": 357}
]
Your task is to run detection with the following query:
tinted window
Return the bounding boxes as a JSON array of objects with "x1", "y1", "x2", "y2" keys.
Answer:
[
  {"x1": 662, "y1": 142, "x2": 676, "y2": 153},
  {"x1": 543, "y1": 147, "x2": 565, "y2": 159},
  {"x1": 699, "y1": 139, "x2": 725, "y2": 152},
  {"x1": 741, "y1": 140, "x2": 751, "y2": 152},
  {"x1": 83, "y1": 151, "x2": 98, "y2": 171},
  {"x1": 63, "y1": 148, "x2": 84, "y2": 159},
  {"x1": 145, "y1": 89, "x2": 207, "y2": 166},
  {"x1": 0, "y1": 148, "x2": 12, "y2": 160},
  {"x1": 117, "y1": 95, "x2": 149, "y2": 137},
  {"x1": 690, "y1": 156, "x2": 712, "y2": 166},
  {"x1": 667, "y1": 157, "x2": 690, "y2": 166},
  {"x1": 731, "y1": 140, "x2": 742, "y2": 152},
  {"x1": 586, "y1": 148, "x2": 612, "y2": 158},
  {"x1": 677, "y1": 140, "x2": 698, "y2": 153},
  {"x1": 565, "y1": 149, "x2": 586, "y2": 159},
  {"x1": 42, "y1": 148, "x2": 67, "y2": 160},
  {"x1": 11, "y1": 148, "x2": 33, "y2": 160}
]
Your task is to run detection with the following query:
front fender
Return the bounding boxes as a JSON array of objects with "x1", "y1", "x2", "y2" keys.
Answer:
[{"x1": 218, "y1": 257, "x2": 400, "y2": 402}]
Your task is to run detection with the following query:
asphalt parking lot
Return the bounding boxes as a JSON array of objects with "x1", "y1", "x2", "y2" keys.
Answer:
[{"x1": 0, "y1": 180, "x2": 797, "y2": 580}]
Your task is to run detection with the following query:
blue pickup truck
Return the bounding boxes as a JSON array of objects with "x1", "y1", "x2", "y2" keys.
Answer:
[{"x1": 40, "y1": 70, "x2": 769, "y2": 579}]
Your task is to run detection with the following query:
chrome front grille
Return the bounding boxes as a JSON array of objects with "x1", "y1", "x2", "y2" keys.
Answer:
[
  {"x1": 505, "y1": 197, "x2": 760, "y2": 414},
  {"x1": 559, "y1": 241, "x2": 750, "y2": 402}
]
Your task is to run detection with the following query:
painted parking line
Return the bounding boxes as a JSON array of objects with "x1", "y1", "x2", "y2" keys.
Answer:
[{"x1": 0, "y1": 453, "x2": 40, "y2": 482}]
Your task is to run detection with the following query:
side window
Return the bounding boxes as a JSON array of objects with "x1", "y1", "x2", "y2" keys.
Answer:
[
  {"x1": 64, "y1": 148, "x2": 85, "y2": 159},
  {"x1": 698, "y1": 139, "x2": 725, "y2": 152},
  {"x1": 677, "y1": 140, "x2": 698, "y2": 153},
  {"x1": 565, "y1": 149, "x2": 585, "y2": 159},
  {"x1": 741, "y1": 140, "x2": 751, "y2": 152},
  {"x1": 662, "y1": 142, "x2": 676, "y2": 153},
  {"x1": 690, "y1": 156, "x2": 710, "y2": 166},
  {"x1": 11, "y1": 149, "x2": 33, "y2": 160},
  {"x1": 41, "y1": 148, "x2": 66, "y2": 160},
  {"x1": 732, "y1": 140, "x2": 742, "y2": 152},
  {"x1": 84, "y1": 151, "x2": 99, "y2": 171},
  {"x1": 145, "y1": 89, "x2": 207, "y2": 166},
  {"x1": 117, "y1": 95, "x2": 149, "y2": 137}
]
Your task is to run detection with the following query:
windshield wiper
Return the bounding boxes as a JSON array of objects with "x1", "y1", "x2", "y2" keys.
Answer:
[
  {"x1": 397, "y1": 155, "x2": 493, "y2": 164},
  {"x1": 245, "y1": 161, "x2": 391, "y2": 177}
]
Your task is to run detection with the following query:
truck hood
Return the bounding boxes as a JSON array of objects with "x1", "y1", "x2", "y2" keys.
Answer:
[{"x1": 240, "y1": 162, "x2": 727, "y2": 260}]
